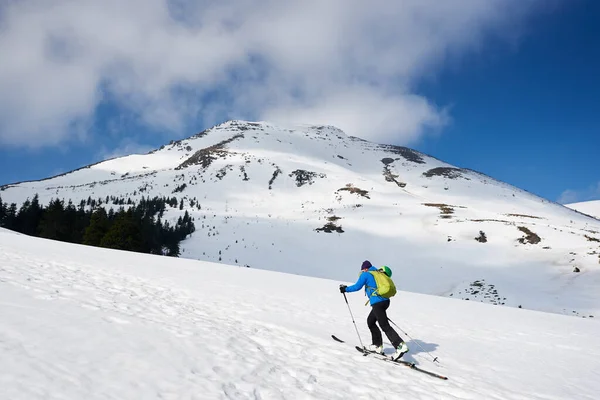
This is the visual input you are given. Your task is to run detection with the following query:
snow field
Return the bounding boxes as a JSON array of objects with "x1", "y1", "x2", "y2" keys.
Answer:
[{"x1": 1, "y1": 229, "x2": 600, "y2": 399}]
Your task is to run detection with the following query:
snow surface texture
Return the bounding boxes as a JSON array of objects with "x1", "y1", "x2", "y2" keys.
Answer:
[
  {"x1": 1, "y1": 228, "x2": 599, "y2": 400},
  {"x1": 567, "y1": 200, "x2": 600, "y2": 220},
  {"x1": 2, "y1": 121, "x2": 600, "y2": 318}
]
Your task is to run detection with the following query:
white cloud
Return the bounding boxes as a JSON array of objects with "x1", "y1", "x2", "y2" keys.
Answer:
[
  {"x1": 557, "y1": 189, "x2": 580, "y2": 205},
  {"x1": 558, "y1": 182, "x2": 600, "y2": 204},
  {"x1": 96, "y1": 140, "x2": 156, "y2": 161},
  {"x1": 0, "y1": 0, "x2": 547, "y2": 148},
  {"x1": 262, "y1": 87, "x2": 449, "y2": 144}
]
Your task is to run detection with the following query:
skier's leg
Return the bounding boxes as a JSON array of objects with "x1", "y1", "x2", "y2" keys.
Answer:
[
  {"x1": 373, "y1": 301, "x2": 403, "y2": 348},
  {"x1": 367, "y1": 307, "x2": 383, "y2": 346}
]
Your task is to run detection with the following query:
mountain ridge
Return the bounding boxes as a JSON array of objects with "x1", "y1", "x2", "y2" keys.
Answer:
[
  {"x1": 2, "y1": 120, "x2": 600, "y2": 318},
  {"x1": 567, "y1": 200, "x2": 600, "y2": 220}
]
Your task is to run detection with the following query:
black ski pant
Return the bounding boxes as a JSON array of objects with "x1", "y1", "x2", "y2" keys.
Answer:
[{"x1": 367, "y1": 300, "x2": 403, "y2": 348}]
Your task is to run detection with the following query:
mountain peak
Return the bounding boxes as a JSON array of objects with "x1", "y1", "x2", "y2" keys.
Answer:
[{"x1": 1, "y1": 121, "x2": 599, "y2": 318}]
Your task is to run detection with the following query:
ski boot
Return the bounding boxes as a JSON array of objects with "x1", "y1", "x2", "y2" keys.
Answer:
[
  {"x1": 367, "y1": 344, "x2": 384, "y2": 355},
  {"x1": 391, "y1": 341, "x2": 409, "y2": 361}
]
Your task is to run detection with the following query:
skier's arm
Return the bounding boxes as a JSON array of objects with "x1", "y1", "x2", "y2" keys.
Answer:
[{"x1": 344, "y1": 273, "x2": 367, "y2": 293}]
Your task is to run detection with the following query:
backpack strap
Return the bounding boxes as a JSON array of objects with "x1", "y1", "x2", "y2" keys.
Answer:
[
  {"x1": 366, "y1": 285, "x2": 379, "y2": 296},
  {"x1": 365, "y1": 282, "x2": 381, "y2": 305},
  {"x1": 364, "y1": 271, "x2": 386, "y2": 305},
  {"x1": 364, "y1": 289, "x2": 383, "y2": 305}
]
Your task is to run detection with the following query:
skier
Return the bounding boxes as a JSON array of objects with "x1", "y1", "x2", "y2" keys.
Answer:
[{"x1": 339, "y1": 260, "x2": 409, "y2": 360}]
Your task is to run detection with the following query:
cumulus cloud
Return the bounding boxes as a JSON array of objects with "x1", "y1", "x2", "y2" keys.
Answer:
[
  {"x1": 262, "y1": 87, "x2": 449, "y2": 143},
  {"x1": 0, "y1": 0, "x2": 546, "y2": 148}
]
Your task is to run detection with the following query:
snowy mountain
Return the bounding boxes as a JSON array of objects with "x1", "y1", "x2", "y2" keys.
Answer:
[
  {"x1": 1, "y1": 228, "x2": 600, "y2": 399},
  {"x1": 567, "y1": 200, "x2": 600, "y2": 220},
  {"x1": 2, "y1": 120, "x2": 600, "y2": 318}
]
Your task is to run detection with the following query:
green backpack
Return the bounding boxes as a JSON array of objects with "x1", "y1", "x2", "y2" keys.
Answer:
[{"x1": 367, "y1": 266, "x2": 397, "y2": 300}]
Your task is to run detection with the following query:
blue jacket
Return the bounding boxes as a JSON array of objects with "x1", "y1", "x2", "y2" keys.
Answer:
[{"x1": 345, "y1": 266, "x2": 389, "y2": 306}]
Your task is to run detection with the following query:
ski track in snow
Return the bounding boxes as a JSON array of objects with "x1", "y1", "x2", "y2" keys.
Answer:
[
  {"x1": 1, "y1": 255, "x2": 325, "y2": 399},
  {"x1": 2, "y1": 231, "x2": 600, "y2": 399}
]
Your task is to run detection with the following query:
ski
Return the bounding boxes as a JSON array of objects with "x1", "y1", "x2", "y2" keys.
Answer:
[
  {"x1": 331, "y1": 335, "x2": 345, "y2": 343},
  {"x1": 355, "y1": 346, "x2": 448, "y2": 380},
  {"x1": 331, "y1": 335, "x2": 448, "y2": 380}
]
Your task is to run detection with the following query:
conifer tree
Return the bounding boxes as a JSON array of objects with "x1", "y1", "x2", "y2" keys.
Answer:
[
  {"x1": 100, "y1": 209, "x2": 142, "y2": 251},
  {"x1": 0, "y1": 195, "x2": 6, "y2": 226},
  {"x1": 3, "y1": 193, "x2": 194, "y2": 257},
  {"x1": 38, "y1": 198, "x2": 66, "y2": 240},
  {"x1": 83, "y1": 208, "x2": 110, "y2": 246}
]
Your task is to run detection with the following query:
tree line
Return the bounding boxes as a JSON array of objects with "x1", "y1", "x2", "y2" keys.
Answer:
[{"x1": 0, "y1": 194, "x2": 195, "y2": 256}]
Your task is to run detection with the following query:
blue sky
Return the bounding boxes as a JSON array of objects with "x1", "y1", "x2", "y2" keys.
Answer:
[
  {"x1": 0, "y1": 0, "x2": 598, "y2": 204},
  {"x1": 414, "y1": 0, "x2": 600, "y2": 204}
]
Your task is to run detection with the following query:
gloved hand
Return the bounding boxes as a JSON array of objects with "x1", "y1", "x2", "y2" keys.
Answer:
[{"x1": 339, "y1": 284, "x2": 347, "y2": 293}]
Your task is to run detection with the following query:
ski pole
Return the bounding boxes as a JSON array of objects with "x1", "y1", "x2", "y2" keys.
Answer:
[
  {"x1": 342, "y1": 292, "x2": 365, "y2": 349},
  {"x1": 388, "y1": 317, "x2": 440, "y2": 363}
]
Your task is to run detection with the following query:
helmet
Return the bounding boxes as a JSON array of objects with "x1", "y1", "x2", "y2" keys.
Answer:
[{"x1": 380, "y1": 265, "x2": 392, "y2": 277}]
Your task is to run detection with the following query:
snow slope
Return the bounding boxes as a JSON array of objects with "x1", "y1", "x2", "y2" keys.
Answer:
[
  {"x1": 1, "y1": 228, "x2": 599, "y2": 400},
  {"x1": 567, "y1": 200, "x2": 600, "y2": 220},
  {"x1": 2, "y1": 121, "x2": 600, "y2": 318}
]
